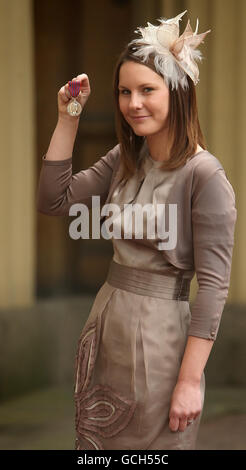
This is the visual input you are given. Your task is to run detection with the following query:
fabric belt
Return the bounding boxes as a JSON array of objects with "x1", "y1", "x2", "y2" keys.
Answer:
[{"x1": 106, "y1": 259, "x2": 190, "y2": 301}]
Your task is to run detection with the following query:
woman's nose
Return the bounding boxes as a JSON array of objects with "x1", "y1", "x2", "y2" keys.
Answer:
[{"x1": 129, "y1": 92, "x2": 143, "y2": 109}]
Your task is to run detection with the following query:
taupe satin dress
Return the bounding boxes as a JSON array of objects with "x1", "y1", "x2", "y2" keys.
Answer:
[{"x1": 74, "y1": 152, "x2": 205, "y2": 450}]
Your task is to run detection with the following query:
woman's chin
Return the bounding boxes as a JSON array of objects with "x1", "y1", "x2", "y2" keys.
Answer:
[
  {"x1": 130, "y1": 125, "x2": 155, "y2": 137},
  {"x1": 133, "y1": 130, "x2": 146, "y2": 137},
  {"x1": 131, "y1": 127, "x2": 148, "y2": 137}
]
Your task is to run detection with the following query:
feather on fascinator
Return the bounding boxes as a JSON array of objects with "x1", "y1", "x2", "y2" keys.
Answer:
[{"x1": 129, "y1": 10, "x2": 211, "y2": 90}]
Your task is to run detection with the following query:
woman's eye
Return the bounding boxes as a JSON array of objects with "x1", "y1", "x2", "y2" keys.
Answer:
[{"x1": 119, "y1": 88, "x2": 153, "y2": 95}]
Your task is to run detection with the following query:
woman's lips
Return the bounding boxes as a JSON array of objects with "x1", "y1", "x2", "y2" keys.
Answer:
[{"x1": 130, "y1": 115, "x2": 150, "y2": 120}]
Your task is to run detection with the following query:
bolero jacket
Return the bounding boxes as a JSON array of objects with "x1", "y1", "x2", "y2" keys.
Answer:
[{"x1": 36, "y1": 142, "x2": 237, "y2": 341}]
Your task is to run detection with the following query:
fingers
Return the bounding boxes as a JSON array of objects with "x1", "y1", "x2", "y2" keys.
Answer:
[
  {"x1": 169, "y1": 416, "x2": 179, "y2": 432},
  {"x1": 169, "y1": 414, "x2": 198, "y2": 432},
  {"x1": 76, "y1": 73, "x2": 91, "y2": 96},
  {"x1": 178, "y1": 417, "x2": 188, "y2": 432},
  {"x1": 58, "y1": 83, "x2": 72, "y2": 103},
  {"x1": 58, "y1": 74, "x2": 90, "y2": 103},
  {"x1": 68, "y1": 74, "x2": 90, "y2": 96},
  {"x1": 168, "y1": 382, "x2": 202, "y2": 433}
]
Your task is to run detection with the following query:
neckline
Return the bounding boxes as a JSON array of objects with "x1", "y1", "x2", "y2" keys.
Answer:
[
  {"x1": 147, "y1": 148, "x2": 206, "y2": 167},
  {"x1": 147, "y1": 154, "x2": 164, "y2": 167}
]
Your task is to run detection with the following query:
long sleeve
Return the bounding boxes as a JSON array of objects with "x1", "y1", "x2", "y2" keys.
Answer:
[
  {"x1": 36, "y1": 144, "x2": 120, "y2": 216},
  {"x1": 188, "y1": 168, "x2": 237, "y2": 340}
]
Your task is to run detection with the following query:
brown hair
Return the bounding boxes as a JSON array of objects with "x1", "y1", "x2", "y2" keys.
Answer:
[{"x1": 113, "y1": 43, "x2": 207, "y2": 180}]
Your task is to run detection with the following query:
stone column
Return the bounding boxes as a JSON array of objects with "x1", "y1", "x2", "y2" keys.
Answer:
[
  {"x1": 0, "y1": 0, "x2": 35, "y2": 307},
  {"x1": 233, "y1": 0, "x2": 246, "y2": 302}
]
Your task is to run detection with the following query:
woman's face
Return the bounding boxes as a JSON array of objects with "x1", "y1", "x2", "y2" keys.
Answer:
[{"x1": 118, "y1": 61, "x2": 169, "y2": 137}]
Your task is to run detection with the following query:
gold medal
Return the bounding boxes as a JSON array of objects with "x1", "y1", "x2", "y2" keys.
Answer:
[
  {"x1": 67, "y1": 98, "x2": 82, "y2": 117},
  {"x1": 67, "y1": 80, "x2": 82, "y2": 117}
]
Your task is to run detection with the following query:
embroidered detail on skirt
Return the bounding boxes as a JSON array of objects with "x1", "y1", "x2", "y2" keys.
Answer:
[
  {"x1": 73, "y1": 264, "x2": 205, "y2": 450},
  {"x1": 74, "y1": 316, "x2": 137, "y2": 450}
]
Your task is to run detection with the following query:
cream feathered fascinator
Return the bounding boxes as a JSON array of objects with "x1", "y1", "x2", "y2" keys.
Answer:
[{"x1": 129, "y1": 10, "x2": 211, "y2": 90}]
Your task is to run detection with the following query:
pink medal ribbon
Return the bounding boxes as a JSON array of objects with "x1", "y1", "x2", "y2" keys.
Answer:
[
  {"x1": 67, "y1": 79, "x2": 82, "y2": 117},
  {"x1": 68, "y1": 80, "x2": 81, "y2": 97}
]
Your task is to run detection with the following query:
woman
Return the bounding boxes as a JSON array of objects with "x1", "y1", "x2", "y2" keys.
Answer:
[{"x1": 37, "y1": 11, "x2": 237, "y2": 450}]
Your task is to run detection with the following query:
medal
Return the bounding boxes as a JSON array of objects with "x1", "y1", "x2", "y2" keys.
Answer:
[{"x1": 67, "y1": 79, "x2": 82, "y2": 117}]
